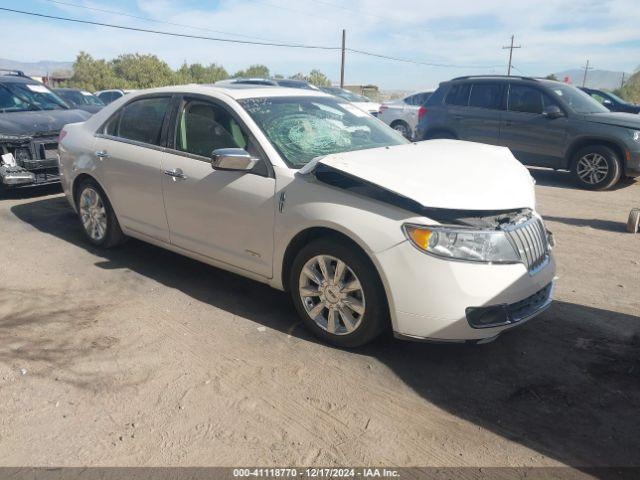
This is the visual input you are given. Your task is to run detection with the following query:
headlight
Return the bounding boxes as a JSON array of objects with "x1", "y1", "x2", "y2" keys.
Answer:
[
  {"x1": 403, "y1": 224, "x2": 520, "y2": 263},
  {"x1": 633, "y1": 130, "x2": 640, "y2": 142}
]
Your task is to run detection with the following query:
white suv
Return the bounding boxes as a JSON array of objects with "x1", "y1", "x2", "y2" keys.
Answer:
[
  {"x1": 58, "y1": 85, "x2": 555, "y2": 347},
  {"x1": 378, "y1": 91, "x2": 433, "y2": 138}
]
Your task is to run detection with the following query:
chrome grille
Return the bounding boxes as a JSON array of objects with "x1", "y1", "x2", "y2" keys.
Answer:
[{"x1": 505, "y1": 217, "x2": 549, "y2": 272}]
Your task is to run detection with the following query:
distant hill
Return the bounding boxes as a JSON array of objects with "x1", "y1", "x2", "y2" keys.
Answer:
[
  {"x1": 553, "y1": 69, "x2": 629, "y2": 90},
  {"x1": 0, "y1": 58, "x2": 73, "y2": 76}
]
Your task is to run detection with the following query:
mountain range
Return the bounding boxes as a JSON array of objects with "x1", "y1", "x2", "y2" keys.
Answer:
[
  {"x1": 0, "y1": 58, "x2": 73, "y2": 76},
  {"x1": 552, "y1": 69, "x2": 630, "y2": 90}
]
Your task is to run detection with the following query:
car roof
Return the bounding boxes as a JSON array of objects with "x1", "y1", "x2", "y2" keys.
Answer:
[
  {"x1": 127, "y1": 84, "x2": 333, "y2": 100},
  {"x1": 0, "y1": 74, "x2": 39, "y2": 85}
]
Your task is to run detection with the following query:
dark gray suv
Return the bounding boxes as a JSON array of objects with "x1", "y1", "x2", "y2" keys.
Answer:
[{"x1": 416, "y1": 76, "x2": 640, "y2": 190}]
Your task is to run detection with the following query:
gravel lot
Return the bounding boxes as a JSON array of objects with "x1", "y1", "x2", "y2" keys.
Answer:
[{"x1": 0, "y1": 170, "x2": 638, "y2": 471}]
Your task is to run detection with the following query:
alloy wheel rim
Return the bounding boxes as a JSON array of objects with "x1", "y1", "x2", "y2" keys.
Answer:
[
  {"x1": 298, "y1": 255, "x2": 365, "y2": 335},
  {"x1": 577, "y1": 153, "x2": 609, "y2": 184},
  {"x1": 79, "y1": 187, "x2": 107, "y2": 241},
  {"x1": 394, "y1": 124, "x2": 409, "y2": 136}
]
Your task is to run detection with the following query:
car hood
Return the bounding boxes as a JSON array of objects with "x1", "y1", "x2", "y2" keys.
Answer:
[
  {"x1": 0, "y1": 109, "x2": 91, "y2": 136},
  {"x1": 301, "y1": 140, "x2": 536, "y2": 211},
  {"x1": 584, "y1": 111, "x2": 640, "y2": 129}
]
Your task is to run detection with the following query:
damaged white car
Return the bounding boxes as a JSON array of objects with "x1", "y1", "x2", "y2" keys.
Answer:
[{"x1": 58, "y1": 85, "x2": 556, "y2": 347}]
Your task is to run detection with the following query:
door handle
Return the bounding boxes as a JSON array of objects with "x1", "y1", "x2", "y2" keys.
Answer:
[
  {"x1": 95, "y1": 150, "x2": 110, "y2": 159},
  {"x1": 163, "y1": 168, "x2": 187, "y2": 180}
]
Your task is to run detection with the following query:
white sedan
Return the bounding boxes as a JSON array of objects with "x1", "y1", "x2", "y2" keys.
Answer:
[{"x1": 58, "y1": 85, "x2": 555, "y2": 347}]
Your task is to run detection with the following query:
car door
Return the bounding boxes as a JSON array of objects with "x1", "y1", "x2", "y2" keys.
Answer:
[
  {"x1": 456, "y1": 82, "x2": 504, "y2": 145},
  {"x1": 500, "y1": 84, "x2": 568, "y2": 167},
  {"x1": 161, "y1": 95, "x2": 276, "y2": 278},
  {"x1": 92, "y1": 94, "x2": 173, "y2": 242}
]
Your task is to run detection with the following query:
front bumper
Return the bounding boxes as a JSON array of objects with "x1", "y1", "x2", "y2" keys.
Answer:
[
  {"x1": 375, "y1": 240, "x2": 556, "y2": 342},
  {"x1": 0, "y1": 165, "x2": 60, "y2": 189},
  {"x1": 625, "y1": 149, "x2": 640, "y2": 177}
]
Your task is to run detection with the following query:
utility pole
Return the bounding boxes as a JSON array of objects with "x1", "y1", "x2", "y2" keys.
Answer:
[
  {"x1": 340, "y1": 29, "x2": 346, "y2": 88},
  {"x1": 620, "y1": 72, "x2": 626, "y2": 89},
  {"x1": 581, "y1": 60, "x2": 593, "y2": 87},
  {"x1": 502, "y1": 35, "x2": 521, "y2": 76}
]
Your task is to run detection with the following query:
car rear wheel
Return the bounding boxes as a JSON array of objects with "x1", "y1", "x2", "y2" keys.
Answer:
[
  {"x1": 76, "y1": 178, "x2": 125, "y2": 247},
  {"x1": 390, "y1": 121, "x2": 411, "y2": 139},
  {"x1": 290, "y1": 238, "x2": 388, "y2": 348},
  {"x1": 571, "y1": 145, "x2": 621, "y2": 190},
  {"x1": 425, "y1": 130, "x2": 456, "y2": 140}
]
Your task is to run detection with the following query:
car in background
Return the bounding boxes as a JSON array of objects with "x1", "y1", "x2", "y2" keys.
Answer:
[
  {"x1": 319, "y1": 86, "x2": 381, "y2": 116},
  {"x1": 58, "y1": 84, "x2": 555, "y2": 347},
  {"x1": 54, "y1": 88, "x2": 105, "y2": 114},
  {"x1": 416, "y1": 75, "x2": 640, "y2": 190},
  {"x1": 215, "y1": 78, "x2": 320, "y2": 91},
  {"x1": 578, "y1": 87, "x2": 640, "y2": 114},
  {"x1": 378, "y1": 91, "x2": 433, "y2": 138},
  {"x1": 94, "y1": 89, "x2": 137, "y2": 105},
  {"x1": 0, "y1": 70, "x2": 90, "y2": 191}
]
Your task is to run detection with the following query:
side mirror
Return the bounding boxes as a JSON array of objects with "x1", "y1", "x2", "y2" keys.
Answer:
[
  {"x1": 602, "y1": 99, "x2": 613, "y2": 106},
  {"x1": 211, "y1": 148, "x2": 258, "y2": 171},
  {"x1": 542, "y1": 105, "x2": 564, "y2": 119}
]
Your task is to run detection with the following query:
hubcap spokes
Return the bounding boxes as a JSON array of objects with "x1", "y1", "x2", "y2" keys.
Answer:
[
  {"x1": 577, "y1": 153, "x2": 609, "y2": 184},
  {"x1": 79, "y1": 187, "x2": 107, "y2": 241},
  {"x1": 299, "y1": 255, "x2": 365, "y2": 335}
]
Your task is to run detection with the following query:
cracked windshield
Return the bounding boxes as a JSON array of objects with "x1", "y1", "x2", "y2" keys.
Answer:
[{"x1": 239, "y1": 96, "x2": 407, "y2": 167}]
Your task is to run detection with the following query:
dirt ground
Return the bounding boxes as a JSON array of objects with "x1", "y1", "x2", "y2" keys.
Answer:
[{"x1": 0, "y1": 169, "x2": 638, "y2": 471}]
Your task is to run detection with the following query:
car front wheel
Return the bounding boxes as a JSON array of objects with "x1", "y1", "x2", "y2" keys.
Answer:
[
  {"x1": 571, "y1": 145, "x2": 622, "y2": 190},
  {"x1": 290, "y1": 238, "x2": 388, "y2": 348},
  {"x1": 76, "y1": 178, "x2": 125, "y2": 247}
]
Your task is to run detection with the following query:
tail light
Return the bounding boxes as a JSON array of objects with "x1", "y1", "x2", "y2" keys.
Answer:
[
  {"x1": 418, "y1": 106, "x2": 427, "y2": 121},
  {"x1": 58, "y1": 129, "x2": 67, "y2": 143}
]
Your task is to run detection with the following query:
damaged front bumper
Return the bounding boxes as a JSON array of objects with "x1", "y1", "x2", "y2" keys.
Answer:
[{"x1": 0, "y1": 133, "x2": 60, "y2": 188}]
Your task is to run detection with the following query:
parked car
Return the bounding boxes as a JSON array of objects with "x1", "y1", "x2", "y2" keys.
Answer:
[
  {"x1": 0, "y1": 70, "x2": 90, "y2": 191},
  {"x1": 53, "y1": 88, "x2": 105, "y2": 114},
  {"x1": 215, "y1": 78, "x2": 320, "y2": 91},
  {"x1": 59, "y1": 85, "x2": 555, "y2": 347},
  {"x1": 319, "y1": 86, "x2": 381, "y2": 116},
  {"x1": 416, "y1": 76, "x2": 640, "y2": 190},
  {"x1": 578, "y1": 87, "x2": 640, "y2": 114},
  {"x1": 94, "y1": 89, "x2": 137, "y2": 105},
  {"x1": 378, "y1": 91, "x2": 433, "y2": 138}
]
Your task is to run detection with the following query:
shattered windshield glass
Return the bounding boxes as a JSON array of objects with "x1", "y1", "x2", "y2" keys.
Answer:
[
  {"x1": 0, "y1": 82, "x2": 69, "y2": 113},
  {"x1": 239, "y1": 96, "x2": 407, "y2": 167}
]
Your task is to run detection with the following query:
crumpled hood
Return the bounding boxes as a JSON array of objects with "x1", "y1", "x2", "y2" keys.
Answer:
[
  {"x1": 0, "y1": 109, "x2": 91, "y2": 136},
  {"x1": 302, "y1": 140, "x2": 536, "y2": 211},
  {"x1": 584, "y1": 112, "x2": 640, "y2": 129}
]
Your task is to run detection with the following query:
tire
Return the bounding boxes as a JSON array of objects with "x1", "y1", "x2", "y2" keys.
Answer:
[
  {"x1": 75, "y1": 178, "x2": 125, "y2": 247},
  {"x1": 571, "y1": 145, "x2": 622, "y2": 191},
  {"x1": 390, "y1": 121, "x2": 412, "y2": 139},
  {"x1": 289, "y1": 238, "x2": 388, "y2": 348}
]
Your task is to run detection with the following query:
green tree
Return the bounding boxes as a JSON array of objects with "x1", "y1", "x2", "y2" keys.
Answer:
[
  {"x1": 307, "y1": 69, "x2": 331, "y2": 87},
  {"x1": 176, "y1": 62, "x2": 229, "y2": 84},
  {"x1": 64, "y1": 51, "x2": 124, "y2": 91},
  {"x1": 110, "y1": 53, "x2": 175, "y2": 88},
  {"x1": 233, "y1": 64, "x2": 270, "y2": 78},
  {"x1": 617, "y1": 67, "x2": 640, "y2": 104}
]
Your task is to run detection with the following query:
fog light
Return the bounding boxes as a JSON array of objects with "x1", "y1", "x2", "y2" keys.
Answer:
[{"x1": 465, "y1": 305, "x2": 510, "y2": 328}]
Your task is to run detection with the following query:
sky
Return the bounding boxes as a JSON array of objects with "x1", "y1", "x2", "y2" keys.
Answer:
[{"x1": 0, "y1": 0, "x2": 638, "y2": 90}]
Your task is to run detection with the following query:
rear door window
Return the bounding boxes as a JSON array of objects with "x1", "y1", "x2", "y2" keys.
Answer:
[
  {"x1": 469, "y1": 83, "x2": 503, "y2": 109},
  {"x1": 444, "y1": 84, "x2": 471, "y2": 106},
  {"x1": 104, "y1": 96, "x2": 171, "y2": 145}
]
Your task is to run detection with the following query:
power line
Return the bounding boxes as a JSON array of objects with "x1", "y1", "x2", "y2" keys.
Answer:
[
  {"x1": 1, "y1": 7, "x2": 504, "y2": 71},
  {"x1": 41, "y1": 0, "x2": 277, "y2": 42},
  {"x1": 0, "y1": 7, "x2": 340, "y2": 50},
  {"x1": 346, "y1": 48, "x2": 501, "y2": 69}
]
